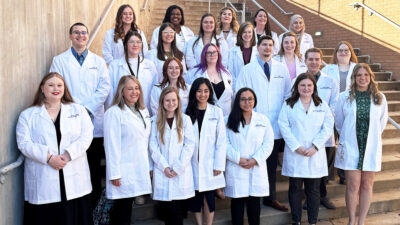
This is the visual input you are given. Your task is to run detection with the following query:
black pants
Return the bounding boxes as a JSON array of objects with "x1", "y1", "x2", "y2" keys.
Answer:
[
  {"x1": 110, "y1": 197, "x2": 134, "y2": 225},
  {"x1": 289, "y1": 177, "x2": 320, "y2": 224},
  {"x1": 86, "y1": 137, "x2": 105, "y2": 206},
  {"x1": 158, "y1": 200, "x2": 184, "y2": 225},
  {"x1": 231, "y1": 197, "x2": 261, "y2": 225},
  {"x1": 264, "y1": 138, "x2": 283, "y2": 202},
  {"x1": 320, "y1": 146, "x2": 336, "y2": 198}
]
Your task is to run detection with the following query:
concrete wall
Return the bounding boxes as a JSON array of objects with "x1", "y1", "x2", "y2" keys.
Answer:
[
  {"x1": 246, "y1": 0, "x2": 400, "y2": 79},
  {"x1": 0, "y1": 0, "x2": 152, "y2": 224}
]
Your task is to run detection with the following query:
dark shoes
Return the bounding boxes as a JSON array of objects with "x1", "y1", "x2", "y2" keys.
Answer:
[
  {"x1": 292, "y1": 222, "x2": 301, "y2": 225},
  {"x1": 303, "y1": 198, "x2": 336, "y2": 210},
  {"x1": 320, "y1": 197, "x2": 336, "y2": 210},
  {"x1": 263, "y1": 200, "x2": 289, "y2": 212}
]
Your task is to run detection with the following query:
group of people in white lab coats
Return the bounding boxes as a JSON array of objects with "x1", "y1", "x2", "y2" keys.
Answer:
[{"x1": 15, "y1": 3, "x2": 389, "y2": 225}]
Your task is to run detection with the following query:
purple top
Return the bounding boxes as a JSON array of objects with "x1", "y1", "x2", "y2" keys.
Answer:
[
  {"x1": 242, "y1": 47, "x2": 252, "y2": 65},
  {"x1": 286, "y1": 60, "x2": 297, "y2": 80}
]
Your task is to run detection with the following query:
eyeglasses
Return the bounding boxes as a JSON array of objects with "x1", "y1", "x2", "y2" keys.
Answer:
[
  {"x1": 240, "y1": 97, "x2": 254, "y2": 103},
  {"x1": 162, "y1": 31, "x2": 175, "y2": 35},
  {"x1": 72, "y1": 31, "x2": 88, "y2": 36},
  {"x1": 128, "y1": 40, "x2": 142, "y2": 45},
  {"x1": 206, "y1": 51, "x2": 218, "y2": 56},
  {"x1": 338, "y1": 49, "x2": 350, "y2": 54}
]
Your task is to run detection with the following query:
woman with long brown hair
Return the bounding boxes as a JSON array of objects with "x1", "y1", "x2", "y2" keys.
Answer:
[
  {"x1": 17, "y1": 72, "x2": 93, "y2": 225},
  {"x1": 216, "y1": 6, "x2": 239, "y2": 49},
  {"x1": 334, "y1": 63, "x2": 388, "y2": 225},
  {"x1": 103, "y1": 4, "x2": 148, "y2": 64}
]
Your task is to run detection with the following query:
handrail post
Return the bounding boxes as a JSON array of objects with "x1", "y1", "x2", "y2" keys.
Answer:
[
  {"x1": 209, "y1": 0, "x2": 211, "y2": 13},
  {"x1": 0, "y1": 154, "x2": 24, "y2": 184},
  {"x1": 242, "y1": 1, "x2": 246, "y2": 24}
]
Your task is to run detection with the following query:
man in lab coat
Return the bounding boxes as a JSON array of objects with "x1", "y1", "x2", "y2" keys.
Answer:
[
  {"x1": 50, "y1": 22, "x2": 111, "y2": 207},
  {"x1": 304, "y1": 48, "x2": 339, "y2": 210},
  {"x1": 236, "y1": 35, "x2": 291, "y2": 212}
]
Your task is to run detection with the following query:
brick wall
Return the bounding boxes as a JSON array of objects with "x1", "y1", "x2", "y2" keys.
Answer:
[{"x1": 245, "y1": 0, "x2": 400, "y2": 79}]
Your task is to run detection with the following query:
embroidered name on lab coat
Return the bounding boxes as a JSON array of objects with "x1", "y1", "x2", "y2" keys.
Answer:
[
  {"x1": 68, "y1": 113, "x2": 80, "y2": 118},
  {"x1": 312, "y1": 109, "x2": 325, "y2": 113},
  {"x1": 255, "y1": 124, "x2": 266, "y2": 127},
  {"x1": 320, "y1": 86, "x2": 332, "y2": 89},
  {"x1": 89, "y1": 66, "x2": 98, "y2": 70},
  {"x1": 209, "y1": 118, "x2": 218, "y2": 121},
  {"x1": 273, "y1": 76, "x2": 284, "y2": 79}
]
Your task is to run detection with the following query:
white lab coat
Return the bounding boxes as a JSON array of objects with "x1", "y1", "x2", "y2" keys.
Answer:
[
  {"x1": 150, "y1": 84, "x2": 190, "y2": 116},
  {"x1": 50, "y1": 49, "x2": 111, "y2": 138},
  {"x1": 104, "y1": 105, "x2": 152, "y2": 199},
  {"x1": 235, "y1": 59, "x2": 292, "y2": 139},
  {"x1": 150, "y1": 25, "x2": 195, "y2": 52},
  {"x1": 149, "y1": 114, "x2": 196, "y2": 201},
  {"x1": 186, "y1": 68, "x2": 234, "y2": 116},
  {"x1": 254, "y1": 30, "x2": 279, "y2": 55},
  {"x1": 106, "y1": 58, "x2": 157, "y2": 109},
  {"x1": 228, "y1": 46, "x2": 258, "y2": 85},
  {"x1": 334, "y1": 91, "x2": 388, "y2": 172},
  {"x1": 321, "y1": 62, "x2": 357, "y2": 91},
  {"x1": 144, "y1": 49, "x2": 187, "y2": 83},
  {"x1": 16, "y1": 103, "x2": 93, "y2": 204},
  {"x1": 184, "y1": 36, "x2": 229, "y2": 69},
  {"x1": 102, "y1": 28, "x2": 148, "y2": 64},
  {"x1": 273, "y1": 55, "x2": 307, "y2": 80},
  {"x1": 278, "y1": 100, "x2": 334, "y2": 178},
  {"x1": 225, "y1": 111, "x2": 274, "y2": 198},
  {"x1": 279, "y1": 32, "x2": 314, "y2": 58},
  {"x1": 191, "y1": 104, "x2": 226, "y2": 191},
  {"x1": 217, "y1": 29, "x2": 237, "y2": 49},
  {"x1": 315, "y1": 72, "x2": 339, "y2": 147},
  {"x1": 192, "y1": 103, "x2": 226, "y2": 192}
]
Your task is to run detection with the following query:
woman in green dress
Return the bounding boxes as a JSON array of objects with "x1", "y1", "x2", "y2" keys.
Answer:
[{"x1": 334, "y1": 63, "x2": 388, "y2": 225}]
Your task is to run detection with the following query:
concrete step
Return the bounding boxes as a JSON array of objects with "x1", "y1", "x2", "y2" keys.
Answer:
[
  {"x1": 382, "y1": 125, "x2": 400, "y2": 139},
  {"x1": 133, "y1": 188, "x2": 400, "y2": 225},
  {"x1": 382, "y1": 90, "x2": 400, "y2": 101},
  {"x1": 388, "y1": 100, "x2": 400, "y2": 111},
  {"x1": 378, "y1": 81, "x2": 400, "y2": 91},
  {"x1": 369, "y1": 63, "x2": 382, "y2": 72},
  {"x1": 389, "y1": 111, "x2": 400, "y2": 123},
  {"x1": 375, "y1": 71, "x2": 392, "y2": 81},
  {"x1": 320, "y1": 48, "x2": 361, "y2": 56}
]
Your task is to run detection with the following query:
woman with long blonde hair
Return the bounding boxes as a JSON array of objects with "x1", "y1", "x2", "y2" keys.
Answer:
[
  {"x1": 104, "y1": 75, "x2": 152, "y2": 225},
  {"x1": 149, "y1": 87, "x2": 195, "y2": 225},
  {"x1": 279, "y1": 14, "x2": 313, "y2": 57},
  {"x1": 334, "y1": 63, "x2": 388, "y2": 225}
]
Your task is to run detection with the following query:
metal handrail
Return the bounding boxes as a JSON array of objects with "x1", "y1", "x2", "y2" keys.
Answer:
[
  {"x1": 270, "y1": 0, "x2": 293, "y2": 15},
  {"x1": 251, "y1": 0, "x2": 289, "y2": 32},
  {"x1": 0, "y1": 154, "x2": 24, "y2": 184},
  {"x1": 87, "y1": 0, "x2": 116, "y2": 48},
  {"x1": 350, "y1": 2, "x2": 400, "y2": 30},
  {"x1": 141, "y1": 0, "x2": 150, "y2": 11},
  {"x1": 224, "y1": 0, "x2": 246, "y2": 24},
  {"x1": 389, "y1": 117, "x2": 400, "y2": 130}
]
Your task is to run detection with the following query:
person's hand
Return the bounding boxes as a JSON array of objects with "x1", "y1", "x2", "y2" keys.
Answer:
[
  {"x1": 239, "y1": 158, "x2": 249, "y2": 168},
  {"x1": 164, "y1": 167, "x2": 176, "y2": 178},
  {"x1": 213, "y1": 170, "x2": 222, "y2": 176},
  {"x1": 48, "y1": 155, "x2": 67, "y2": 170},
  {"x1": 62, "y1": 151, "x2": 71, "y2": 162},
  {"x1": 243, "y1": 158, "x2": 257, "y2": 169},
  {"x1": 295, "y1": 146, "x2": 308, "y2": 156},
  {"x1": 111, "y1": 179, "x2": 121, "y2": 186},
  {"x1": 305, "y1": 146, "x2": 318, "y2": 157}
]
